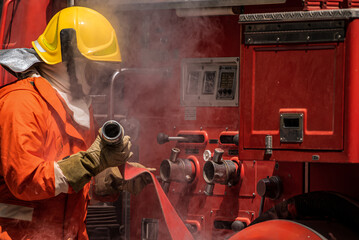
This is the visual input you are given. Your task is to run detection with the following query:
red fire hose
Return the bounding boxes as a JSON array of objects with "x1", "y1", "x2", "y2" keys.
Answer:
[{"x1": 124, "y1": 163, "x2": 194, "y2": 240}]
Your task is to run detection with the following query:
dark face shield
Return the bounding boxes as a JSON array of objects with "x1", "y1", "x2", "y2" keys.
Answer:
[
  {"x1": 82, "y1": 60, "x2": 121, "y2": 95},
  {"x1": 84, "y1": 61, "x2": 120, "y2": 86},
  {"x1": 60, "y1": 29, "x2": 121, "y2": 98}
]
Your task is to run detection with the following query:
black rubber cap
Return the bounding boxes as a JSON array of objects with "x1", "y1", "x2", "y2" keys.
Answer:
[{"x1": 157, "y1": 133, "x2": 169, "y2": 144}]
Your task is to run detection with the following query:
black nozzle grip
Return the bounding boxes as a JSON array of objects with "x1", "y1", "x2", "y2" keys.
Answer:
[
  {"x1": 233, "y1": 134, "x2": 239, "y2": 146},
  {"x1": 157, "y1": 133, "x2": 169, "y2": 145}
]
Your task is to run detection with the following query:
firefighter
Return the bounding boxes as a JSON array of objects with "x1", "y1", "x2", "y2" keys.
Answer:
[{"x1": 0, "y1": 6, "x2": 151, "y2": 240}]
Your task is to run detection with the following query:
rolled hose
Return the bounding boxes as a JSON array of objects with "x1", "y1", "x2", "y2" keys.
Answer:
[{"x1": 249, "y1": 191, "x2": 359, "y2": 233}]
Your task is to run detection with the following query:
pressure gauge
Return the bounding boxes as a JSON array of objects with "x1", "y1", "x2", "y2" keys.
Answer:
[{"x1": 203, "y1": 150, "x2": 212, "y2": 162}]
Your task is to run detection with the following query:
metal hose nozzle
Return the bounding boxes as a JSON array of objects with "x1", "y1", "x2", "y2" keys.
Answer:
[{"x1": 101, "y1": 120, "x2": 124, "y2": 145}]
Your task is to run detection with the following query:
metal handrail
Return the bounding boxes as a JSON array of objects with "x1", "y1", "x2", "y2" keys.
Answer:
[{"x1": 108, "y1": 67, "x2": 171, "y2": 119}]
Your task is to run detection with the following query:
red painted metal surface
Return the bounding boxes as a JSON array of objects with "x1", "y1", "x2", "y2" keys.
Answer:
[
  {"x1": 0, "y1": 0, "x2": 15, "y2": 86},
  {"x1": 119, "y1": 8, "x2": 308, "y2": 239},
  {"x1": 187, "y1": 155, "x2": 201, "y2": 183},
  {"x1": 118, "y1": 12, "x2": 243, "y2": 239},
  {"x1": 0, "y1": 0, "x2": 14, "y2": 50},
  {"x1": 3, "y1": 1, "x2": 359, "y2": 240},
  {"x1": 241, "y1": 43, "x2": 345, "y2": 152},
  {"x1": 302, "y1": 0, "x2": 345, "y2": 10},
  {"x1": 345, "y1": 19, "x2": 359, "y2": 163},
  {"x1": 0, "y1": 0, "x2": 65, "y2": 86}
]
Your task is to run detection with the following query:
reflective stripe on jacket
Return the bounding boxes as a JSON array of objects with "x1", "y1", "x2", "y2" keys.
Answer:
[{"x1": 0, "y1": 77, "x2": 96, "y2": 240}]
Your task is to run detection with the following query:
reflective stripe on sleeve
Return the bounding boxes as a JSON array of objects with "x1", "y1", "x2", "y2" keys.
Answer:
[
  {"x1": 54, "y1": 162, "x2": 69, "y2": 196},
  {"x1": 0, "y1": 203, "x2": 34, "y2": 221}
]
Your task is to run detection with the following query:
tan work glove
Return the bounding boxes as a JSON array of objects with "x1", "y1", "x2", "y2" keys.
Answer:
[
  {"x1": 94, "y1": 162, "x2": 155, "y2": 196},
  {"x1": 58, "y1": 133, "x2": 133, "y2": 192}
]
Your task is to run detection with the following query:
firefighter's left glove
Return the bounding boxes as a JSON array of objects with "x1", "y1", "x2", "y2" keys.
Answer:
[
  {"x1": 94, "y1": 162, "x2": 155, "y2": 196},
  {"x1": 57, "y1": 133, "x2": 133, "y2": 192}
]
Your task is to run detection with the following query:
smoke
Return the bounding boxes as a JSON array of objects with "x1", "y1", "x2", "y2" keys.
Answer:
[
  {"x1": 77, "y1": 1, "x2": 224, "y2": 65},
  {"x1": 80, "y1": 0, "x2": 227, "y2": 140},
  {"x1": 76, "y1": 1, "x2": 237, "y2": 239}
]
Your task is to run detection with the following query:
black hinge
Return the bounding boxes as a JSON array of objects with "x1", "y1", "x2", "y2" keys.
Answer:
[{"x1": 244, "y1": 20, "x2": 345, "y2": 45}]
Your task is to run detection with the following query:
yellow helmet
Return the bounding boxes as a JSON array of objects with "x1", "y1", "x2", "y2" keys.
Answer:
[{"x1": 32, "y1": 6, "x2": 121, "y2": 64}]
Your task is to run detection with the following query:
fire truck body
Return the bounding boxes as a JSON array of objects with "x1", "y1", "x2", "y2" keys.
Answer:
[{"x1": 1, "y1": 0, "x2": 359, "y2": 239}]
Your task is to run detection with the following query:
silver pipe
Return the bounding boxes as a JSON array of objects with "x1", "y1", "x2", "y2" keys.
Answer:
[
  {"x1": 168, "y1": 136, "x2": 187, "y2": 141},
  {"x1": 265, "y1": 135, "x2": 273, "y2": 155},
  {"x1": 107, "y1": 67, "x2": 172, "y2": 121},
  {"x1": 120, "y1": 67, "x2": 170, "y2": 74},
  {"x1": 213, "y1": 148, "x2": 224, "y2": 163},
  {"x1": 169, "y1": 148, "x2": 180, "y2": 163},
  {"x1": 108, "y1": 71, "x2": 121, "y2": 120},
  {"x1": 160, "y1": 158, "x2": 196, "y2": 183},
  {"x1": 101, "y1": 120, "x2": 124, "y2": 145},
  {"x1": 67, "y1": 0, "x2": 74, "y2": 7},
  {"x1": 304, "y1": 162, "x2": 309, "y2": 193},
  {"x1": 203, "y1": 160, "x2": 239, "y2": 185},
  {"x1": 204, "y1": 183, "x2": 214, "y2": 196}
]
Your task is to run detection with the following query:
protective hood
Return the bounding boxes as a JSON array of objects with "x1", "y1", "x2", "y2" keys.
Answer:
[
  {"x1": 0, "y1": 48, "x2": 42, "y2": 79},
  {"x1": 37, "y1": 62, "x2": 91, "y2": 129},
  {"x1": 0, "y1": 48, "x2": 91, "y2": 129}
]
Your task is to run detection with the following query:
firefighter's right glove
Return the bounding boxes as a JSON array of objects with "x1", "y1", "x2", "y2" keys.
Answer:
[{"x1": 57, "y1": 133, "x2": 133, "y2": 192}]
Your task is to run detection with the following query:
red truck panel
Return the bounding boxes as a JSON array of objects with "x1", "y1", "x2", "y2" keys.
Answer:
[{"x1": 241, "y1": 43, "x2": 344, "y2": 151}]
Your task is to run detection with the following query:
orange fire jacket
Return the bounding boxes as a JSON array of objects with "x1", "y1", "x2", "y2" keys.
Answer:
[{"x1": 0, "y1": 77, "x2": 96, "y2": 240}]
